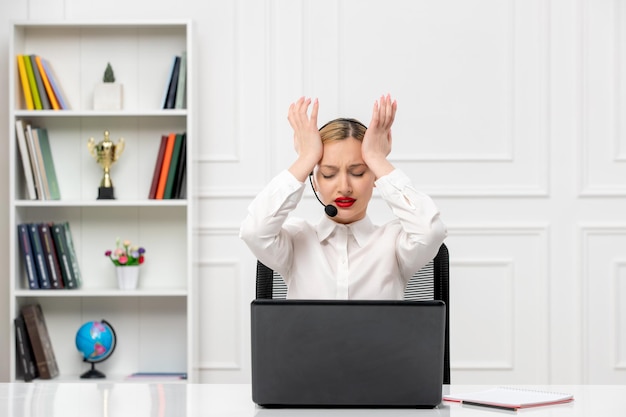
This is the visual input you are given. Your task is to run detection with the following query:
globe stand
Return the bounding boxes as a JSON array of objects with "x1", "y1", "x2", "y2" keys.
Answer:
[
  {"x1": 76, "y1": 319, "x2": 117, "y2": 380},
  {"x1": 80, "y1": 361, "x2": 106, "y2": 379}
]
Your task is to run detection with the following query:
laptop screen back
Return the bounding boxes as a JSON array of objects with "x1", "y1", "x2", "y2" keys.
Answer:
[{"x1": 251, "y1": 299, "x2": 446, "y2": 408}]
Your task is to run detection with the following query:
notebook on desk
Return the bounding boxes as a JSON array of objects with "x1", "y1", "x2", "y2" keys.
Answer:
[{"x1": 250, "y1": 299, "x2": 446, "y2": 408}]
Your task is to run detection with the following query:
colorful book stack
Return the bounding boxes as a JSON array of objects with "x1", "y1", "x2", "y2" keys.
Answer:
[
  {"x1": 15, "y1": 120, "x2": 61, "y2": 201},
  {"x1": 14, "y1": 303, "x2": 59, "y2": 381},
  {"x1": 16, "y1": 54, "x2": 69, "y2": 111},
  {"x1": 148, "y1": 132, "x2": 187, "y2": 199},
  {"x1": 162, "y1": 51, "x2": 187, "y2": 109},
  {"x1": 17, "y1": 222, "x2": 82, "y2": 290}
]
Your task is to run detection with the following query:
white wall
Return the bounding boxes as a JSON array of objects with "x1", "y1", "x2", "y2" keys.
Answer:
[{"x1": 1, "y1": 0, "x2": 625, "y2": 385}]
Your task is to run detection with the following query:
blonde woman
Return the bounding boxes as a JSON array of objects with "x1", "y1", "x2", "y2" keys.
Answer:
[{"x1": 240, "y1": 94, "x2": 446, "y2": 299}]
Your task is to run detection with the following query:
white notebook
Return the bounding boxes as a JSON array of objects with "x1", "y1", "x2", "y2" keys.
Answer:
[{"x1": 443, "y1": 387, "x2": 574, "y2": 410}]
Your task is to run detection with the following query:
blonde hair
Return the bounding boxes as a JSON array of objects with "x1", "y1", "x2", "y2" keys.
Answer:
[{"x1": 318, "y1": 118, "x2": 367, "y2": 144}]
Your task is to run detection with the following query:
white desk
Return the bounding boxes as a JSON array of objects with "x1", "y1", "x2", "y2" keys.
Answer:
[{"x1": 0, "y1": 383, "x2": 623, "y2": 416}]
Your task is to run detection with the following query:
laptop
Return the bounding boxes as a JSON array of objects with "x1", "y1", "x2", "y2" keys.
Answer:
[{"x1": 250, "y1": 299, "x2": 446, "y2": 408}]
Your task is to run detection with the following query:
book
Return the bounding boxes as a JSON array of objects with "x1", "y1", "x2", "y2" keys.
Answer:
[
  {"x1": 34, "y1": 55, "x2": 60, "y2": 110},
  {"x1": 126, "y1": 372, "x2": 188, "y2": 381},
  {"x1": 50, "y1": 222, "x2": 79, "y2": 289},
  {"x1": 163, "y1": 55, "x2": 181, "y2": 109},
  {"x1": 160, "y1": 56, "x2": 177, "y2": 109},
  {"x1": 38, "y1": 223, "x2": 64, "y2": 289},
  {"x1": 16, "y1": 55, "x2": 34, "y2": 110},
  {"x1": 20, "y1": 304, "x2": 59, "y2": 379},
  {"x1": 171, "y1": 133, "x2": 187, "y2": 198},
  {"x1": 174, "y1": 51, "x2": 187, "y2": 109},
  {"x1": 30, "y1": 127, "x2": 51, "y2": 199},
  {"x1": 62, "y1": 222, "x2": 82, "y2": 288},
  {"x1": 27, "y1": 223, "x2": 52, "y2": 289},
  {"x1": 17, "y1": 224, "x2": 39, "y2": 289},
  {"x1": 14, "y1": 314, "x2": 39, "y2": 381},
  {"x1": 22, "y1": 55, "x2": 42, "y2": 110},
  {"x1": 35, "y1": 128, "x2": 61, "y2": 200},
  {"x1": 164, "y1": 133, "x2": 184, "y2": 199},
  {"x1": 15, "y1": 120, "x2": 37, "y2": 200},
  {"x1": 24, "y1": 123, "x2": 45, "y2": 200},
  {"x1": 156, "y1": 133, "x2": 176, "y2": 199},
  {"x1": 40, "y1": 58, "x2": 69, "y2": 110},
  {"x1": 443, "y1": 387, "x2": 574, "y2": 411},
  {"x1": 178, "y1": 167, "x2": 187, "y2": 199},
  {"x1": 148, "y1": 135, "x2": 168, "y2": 199},
  {"x1": 29, "y1": 55, "x2": 51, "y2": 110}
]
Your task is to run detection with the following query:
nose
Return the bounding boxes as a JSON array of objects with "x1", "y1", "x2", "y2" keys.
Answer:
[{"x1": 337, "y1": 172, "x2": 352, "y2": 195}]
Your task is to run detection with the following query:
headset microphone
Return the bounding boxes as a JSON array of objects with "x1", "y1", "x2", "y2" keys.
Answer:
[{"x1": 309, "y1": 173, "x2": 338, "y2": 217}]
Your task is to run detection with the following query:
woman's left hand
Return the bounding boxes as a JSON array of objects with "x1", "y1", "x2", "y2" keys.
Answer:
[{"x1": 362, "y1": 94, "x2": 397, "y2": 177}]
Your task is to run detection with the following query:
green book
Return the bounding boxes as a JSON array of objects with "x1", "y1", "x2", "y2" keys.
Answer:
[
  {"x1": 35, "y1": 128, "x2": 61, "y2": 200},
  {"x1": 23, "y1": 55, "x2": 42, "y2": 110},
  {"x1": 29, "y1": 55, "x2": 51, "y2": 110},
  {"x1": 164, "y1": 133, "x2": 183, "y2": 199},
  {"x1": 50, "y1": 222, "x2": 77, "y2": 289},
  {"x1": 62, "y1": 222, "x2": 82, "y2": 288}
]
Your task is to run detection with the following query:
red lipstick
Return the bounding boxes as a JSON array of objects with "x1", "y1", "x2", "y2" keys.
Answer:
[{"x1": 334, "y1": 197, "x2": 355, "y2": 208}]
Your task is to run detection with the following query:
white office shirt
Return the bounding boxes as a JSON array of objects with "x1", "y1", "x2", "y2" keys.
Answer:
[{"x1": 240, "y1": 169, "x2": 447, "y2": 299}]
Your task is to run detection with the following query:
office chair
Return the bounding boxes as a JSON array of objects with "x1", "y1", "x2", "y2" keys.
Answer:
[{"x1": 255, "y1": 243, "x2": 450, "y2": 384}]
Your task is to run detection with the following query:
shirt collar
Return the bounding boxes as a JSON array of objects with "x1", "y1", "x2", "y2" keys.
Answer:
[{"x1": 315, "y1": 215, "x2": 375, "y2": 247}]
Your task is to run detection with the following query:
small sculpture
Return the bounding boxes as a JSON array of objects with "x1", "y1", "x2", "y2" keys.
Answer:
[{"x1": 103, "y1": 62, "x2": 116, "y2": 83}]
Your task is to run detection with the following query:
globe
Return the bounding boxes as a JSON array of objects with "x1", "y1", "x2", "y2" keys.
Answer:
[{"x1": 75, "y1": 320, "x2": 117, "y2": 378}]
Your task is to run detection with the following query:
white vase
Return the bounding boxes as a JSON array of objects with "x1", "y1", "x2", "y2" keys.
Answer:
[
  {"x1": 116, "y1": 266, "x2": 139, "y2": 290},
  {"x1": 94, "y1": 83, "x2": 123, "y2": 110}
]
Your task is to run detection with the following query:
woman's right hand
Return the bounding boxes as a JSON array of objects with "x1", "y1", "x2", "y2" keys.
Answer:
[{"x1": 287, "y1": 97, "x2": 323, "y2": 182}]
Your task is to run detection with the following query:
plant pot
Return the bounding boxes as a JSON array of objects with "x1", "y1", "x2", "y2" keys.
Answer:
[
  {"x1": 94, "y1": 83, "x2": 123, "y2": 110},
  {"x1": 116, "y1": 266, "x2": 139, "y2": 290}
]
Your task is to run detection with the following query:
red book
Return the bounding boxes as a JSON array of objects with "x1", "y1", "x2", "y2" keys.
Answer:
[
  {"x1": 155, "y1": 133, "x2": 176, "y2": 199},
  {"x1": 148, "y1": 135, "x2": 168, "y2": 199}
]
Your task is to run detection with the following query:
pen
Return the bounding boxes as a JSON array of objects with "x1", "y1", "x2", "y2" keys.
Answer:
[{"x1": 462, "y1": 401, "x2": 517, "y2": 412}]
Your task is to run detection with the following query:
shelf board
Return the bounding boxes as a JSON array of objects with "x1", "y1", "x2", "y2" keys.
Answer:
[
  {"x1": 14, "y1": 288, "x2": 187, "y2": 298},
  {"x1": 14, "y1": 110, "x2": 187, "y2": 118},
  {"x1": 30, "y1": 373, "x2": 188, "y2": 384},
  {"x1": 13, "y1": 19, "x2": 191, "y2": 29},
  {"x1": 14, "y1": 199, "x2": 187, "y2": 207}
]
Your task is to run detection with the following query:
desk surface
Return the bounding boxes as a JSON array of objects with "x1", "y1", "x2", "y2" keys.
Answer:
[{"x1": 0, "y1": 383, "x2": 623, "y2": 416}]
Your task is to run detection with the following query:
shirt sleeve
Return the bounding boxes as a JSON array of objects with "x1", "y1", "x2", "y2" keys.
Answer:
[
  {"x1": 375, "y1": 169, "x2": 448, "y2": 278},
  {"x1": 239, "y1": 170, "x2": 305, "y2": 272}
]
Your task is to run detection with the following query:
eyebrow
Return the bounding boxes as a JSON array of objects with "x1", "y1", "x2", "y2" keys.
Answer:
[{"x1": 319, "y1": 163, "x2": 367, "y2": 171}]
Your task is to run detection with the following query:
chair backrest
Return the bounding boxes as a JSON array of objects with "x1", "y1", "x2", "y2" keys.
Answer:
[{"x1": 255, "y1": 243, "x2": 450, "y2": 384}]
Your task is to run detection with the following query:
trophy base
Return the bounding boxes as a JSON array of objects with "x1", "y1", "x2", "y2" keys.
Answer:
[{"x1": 97, "y1": 187, "x2": 115, "y2": 200}]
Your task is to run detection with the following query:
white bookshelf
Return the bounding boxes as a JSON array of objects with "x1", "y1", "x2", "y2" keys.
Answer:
[{"x1": 8, "y1": 21, "x2": 195, "y2": 382}]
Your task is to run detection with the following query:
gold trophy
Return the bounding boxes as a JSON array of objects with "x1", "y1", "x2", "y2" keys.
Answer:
[{"x1": 87, "y1": 130, "x2": 125, "y2": 199}]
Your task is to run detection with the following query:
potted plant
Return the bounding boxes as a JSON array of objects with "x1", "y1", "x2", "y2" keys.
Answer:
[
  {"x1": 94, "y1": 62, "x2": 123, "y2": 110},
  {"x1": 105, "y1": 238, "x2": 146, "y2": 289}
]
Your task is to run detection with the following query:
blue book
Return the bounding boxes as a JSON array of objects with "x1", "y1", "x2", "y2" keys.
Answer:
[
  {"x1": 162, "y1": 56, "x2": 181, "y2": 109},
  {"x1": 40, "y1": 58, "x2": 69, "y2": 110},
  {"x1": 17, "y1": 224, "x2": 39, "y2": 289}
]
